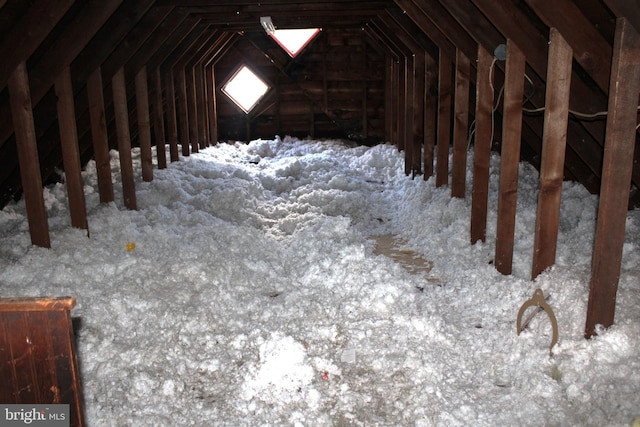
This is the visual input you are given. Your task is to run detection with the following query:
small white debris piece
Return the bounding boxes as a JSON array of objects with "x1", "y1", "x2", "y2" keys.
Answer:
[{"x1": 341, "y1": 348, "x2": 356, "y2": 364}]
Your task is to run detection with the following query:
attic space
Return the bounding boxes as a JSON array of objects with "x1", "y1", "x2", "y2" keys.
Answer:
[{"x1": 1, "y1": 1, "x2": 640, "y2": 426}]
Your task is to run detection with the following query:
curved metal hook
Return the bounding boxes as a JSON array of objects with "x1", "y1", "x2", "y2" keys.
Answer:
[{"x1": 517, "y1": 288, "x2": 558, "y2": 356}]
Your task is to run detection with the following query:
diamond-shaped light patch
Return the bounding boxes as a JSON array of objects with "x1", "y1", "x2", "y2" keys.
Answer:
[{"x1": 222, "y1": 65, "x2": 270, "y2": 113}]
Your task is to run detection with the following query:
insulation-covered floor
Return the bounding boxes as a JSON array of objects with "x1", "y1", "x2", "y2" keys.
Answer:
[{"x1": 1, "y1": 137, "x2": 638, "y2": 426}]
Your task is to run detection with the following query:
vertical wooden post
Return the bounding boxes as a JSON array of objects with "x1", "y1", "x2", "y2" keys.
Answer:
[
  {"x1": 153, "y1": 67, "x2": 167, "y2": 169},
  {"x1": 195, "y1": 63, "x2": 207, "y2": 148},
  {"x1": 436, "y1": 52, "x2": 452, "y2": 188},
  {"x1": 187, "y1": 68, "x2": 199, "y2": 153},
  {"x1": 176, "y1": 68, "x2": 190, "y2": 156},
  {"x1": 451, "y1": 49, "x2": 471, "y2": 198},
  {"x1": 135, "y1": 66, "x2": 153, "y2": 182},
  {"x1": 424, "y1": 53, "x2": 437, "y2": 180},
  {"x1": 87, "y1": 67, "x2": 115, "y2": 203},
  {"x1": 531, "y1": 29, "x2": 573, "y2": 280},
  {"x1": 471, "y1": 45, "x2": 494, "y2": 244},
  {"x1": 362, "y1": 36, "x2": 369, "y2": 140},
  {"x1": 494, "y1": 40, "x2": 526, "y2": 275},
  {"x1": 206, "y1": 64, "x2": 218, "y2": 145},
  {"x1": 412, "y1": 52, "x2": 426, "y2": 177},
  {"x1": 54, "y1": 66, "x2": 89, "y2": 233},
  {"x1": 585, "y1": 18, "x2": 640, "y2": 337},
  {"x1": 390, "y1": 59, "x2": 400, "y2": 146},
  {"x1": 112, "y1": 67, "x2": 137, "y2": 210},
  {"x1": 405, "y1": 55, "x2": 415, "y2": 176},
  {"x1": 7, "y1": 62, "x2": 50, "y2": 248},
  {"x1": 384, "y1": 56, "x2": 394, "y2": 143},
  {"x1": 398, "y1": 58, "x2": 407, "y2": 153},
  {"x1": 165, "y1": 69, "x2": 180, "y2": 162}
]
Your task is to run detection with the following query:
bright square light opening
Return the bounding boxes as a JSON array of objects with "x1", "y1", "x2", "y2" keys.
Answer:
[
  {"x1": 270, "y1": 28, "x2": 321, "y2": 57},
  {"x1": 221, "y1": 65, "x2": 270, "y2": 114}
]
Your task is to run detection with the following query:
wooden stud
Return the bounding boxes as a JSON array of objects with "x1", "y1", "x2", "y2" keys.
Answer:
[
  {"x1": 451, "y1": 49, "x2": 471, "y2": 198},
  {"x1": 164, "y1": 70, "x2": 180, "y2": 162},
  {"x1": 404, "y1": 55, "x2": 415, "y2": 176},
  {"x1": 398, "y1": 59, "x2": 407, "y2": 153},
  {"x1": 494, "y1": 40, "x2": 526, "y2": 275},
  {"x1": 412, "y1": 52, "x2": 426, "y2": 177},
  {"x1": 153, "y1": 68, "x2": 168, "y2": 169},
  {"x1": 436, "y1": 51, "x2": 452, "y2": 188},
  {"x1": 186, "y1": 68, "x2": 199, "y2": 153},
  {"x1": 7, "y1": 62, "x2": 51, "y2": 248},
  {"x1": 531, "y1": 29, "x2": 573, "y2": 280},
  {"x1": 585, "y1": 18, "x2": 640, "y2": 337},
  {"x1": 176, "y1": 68, "x2": 190, "y2": 156},
  {"x1": 471, "y1": 45, "x2": 494, "y2": 244},
  {"x1": 135, "y1": 66, "x2": 153, "y2": 182},
  {"x1": 384, "y1": 56, "x2": 394, "y2": 143},
  {"x1": 206, "y1": 64, "x2": 218, "y2": 144},
  {"x1": 54, "y1": 67, "x2": 89, "y2": 233},
  {"x1": 362, "y1": 34, "x2": 369, "y2": 140},
  {"x1": 423, "y1": 53, "x2": 437, "y2": 179},
  {"x1": 195, "y1": 64, "x2": 208, "y2": 147},
  {"x1": 111, "y1": 67, "x2": 137, "y2": 210},
  {"x1": 87, "y1": 67, "x2": 115, "y2": 203}
]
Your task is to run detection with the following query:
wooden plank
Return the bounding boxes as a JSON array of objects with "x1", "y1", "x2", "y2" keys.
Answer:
[
  {"x1": 384, "y1": 56, "x2": 394, "y2": 143},
  {"x1": 451, "y1": 49, "x2": 471, "y2": 198},
  {"x1": 135, "y1": 66, "x2": 153, "y2": 182},
  {"x1": 494, "y1": 40, "x2": 526, "y2": 275},
  {"x1": 176, "y1": 68, "x2": 190, "y2": 156},
  {"x1": 397, "y1": 59, "x2": 407, "y2": 152},
  {"x1": 47, "y1": 309, "x2": 84, "y2": 425},
  {"x1": 87, "y1": 67, "x2": 115, "y2": 203},
  {"x1": 153, "y1": 68, "x2": 168, "y2": 169},
  {"x1": 436, "y1": 51, "x2": 452, "y2": 188},
  {"x1": 112, "y1": 67, "x2": 137, "y2": 210},
  {"x1": 470, "y1": 44, "x2": 493, "y2": 244},
  {"x1": 423, "y1": 52, "x2": 437, "y2": 179},
  {"x1": 205, "y1": 64, "x2": 218, "y2": 145},
  {"x1": 0, "y1": 297, "x2": 84, "y2": 425},
  {"x1": 404, "y1": 55, "x2": 415, "y2": 176},
  {"x1": 3, "y1": 312, "x2": 38, "y2": 402},
  {"x1": 412, "y1": 51, "x2": 426, "y2": 176},
  {"x1": 164, "y1": 70, "x2": 180, "y2": 162},
  {"x1": 585, "y1": 18, "x2": 640, "y2": 337},
  {"x1": 7, "y1": 62, "x2": 50, "y2": 248},
  {"x1": 195, "y1": 63, "x2": 208, "y2": 147},
  {"x1": 531, "y1": 29, "x2": 573, "y2": 280},
  {"x1": 0, "y1": 297, "x2": 76, "y2": 312},
  {"x1": 0, "y1": 0, "x2": 75, "y2": 88},
  {"x1": 186, "y1": 68, "x2": 199, "y2": 153},
  {"x1": 54, "y1": 67, "x2": 89, "y2": 233}
]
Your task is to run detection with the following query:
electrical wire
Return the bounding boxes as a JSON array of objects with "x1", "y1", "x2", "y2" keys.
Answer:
[{"x1": 468, "y1": 60, "x2": 640, "y2": 149}]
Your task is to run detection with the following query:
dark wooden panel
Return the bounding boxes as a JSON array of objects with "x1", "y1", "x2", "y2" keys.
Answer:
[{"x1": 0, "y1": 296, "x2": 84, "y2": 427}]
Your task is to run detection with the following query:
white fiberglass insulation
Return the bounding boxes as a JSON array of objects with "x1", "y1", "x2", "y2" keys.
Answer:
[{"x1": 0, "y1": 136, "x2": 638, "y2": 426}]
